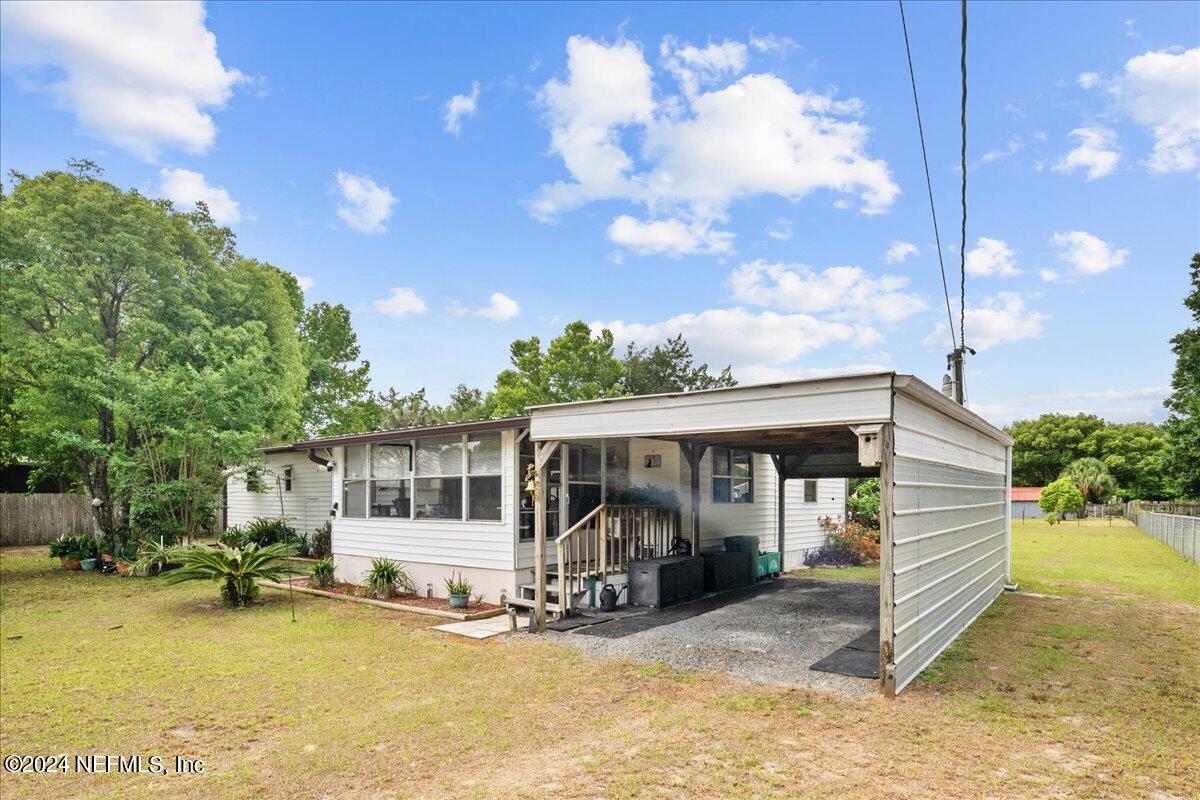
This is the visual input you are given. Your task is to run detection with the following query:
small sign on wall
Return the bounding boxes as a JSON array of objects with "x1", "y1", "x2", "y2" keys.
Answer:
[{"x1": 643, "y1": 453, "x2": 662, "y2": 469}]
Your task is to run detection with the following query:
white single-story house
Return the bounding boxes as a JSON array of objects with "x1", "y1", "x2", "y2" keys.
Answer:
[
  {"x1": 231, "y1": 420, "x2": 848, "y2": 603},
  {"x1": 232, "y1": 371, "x2": 1013, "y2": 695},
  {"x1": 224, "y1": 444, "x2": 334, "y2": 540}
]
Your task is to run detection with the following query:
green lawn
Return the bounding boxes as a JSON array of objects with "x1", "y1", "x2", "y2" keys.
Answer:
[{"x1": 1, "y1": 518, "x2": 1197, "y2": 799}]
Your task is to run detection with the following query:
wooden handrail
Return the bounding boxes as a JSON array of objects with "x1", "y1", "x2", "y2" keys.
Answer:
[{"x1": 554, "y1": 502, "x2": 605, "y2": 546}]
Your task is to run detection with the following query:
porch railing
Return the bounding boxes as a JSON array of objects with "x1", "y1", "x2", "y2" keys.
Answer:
[{"x1": 554, "y1": 503, "x2": 684, "y2": 614}]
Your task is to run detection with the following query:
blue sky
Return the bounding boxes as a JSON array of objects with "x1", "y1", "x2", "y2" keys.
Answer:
[{"x1": 2, "y1": 1, "x2": 1198, "y2": 425}]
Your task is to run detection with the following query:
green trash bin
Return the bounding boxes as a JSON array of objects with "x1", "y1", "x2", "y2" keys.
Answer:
[
  {"x1": 724, "y1": 536, "x2": 759, "y2": 585},
  {"x1": 757, "y1": 551, "x2": 781, "y2": 578}
]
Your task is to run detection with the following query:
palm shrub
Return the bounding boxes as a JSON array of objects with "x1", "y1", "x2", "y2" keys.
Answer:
[
  {"x1": 244, "y1": 517, "x2": 295, "y2": 547},
  {"x1": 129, "y1": 539, "x2": 174, "y2": 577},
  {"x1": 219, "y1": 526, "x2": 248, "y2": 548},
  {"x1": 162, "y1": 542, "x2": 301, "y2": 607},
  {"x1": 310, "y1": 558, "x2": 336, "y2": 589},
  {"x1": 1060, "y1": 457, "x2": 1118, "y2": 504},
  {"x1": 363, "y1": 557, "x2": 414, "y2": 599}
]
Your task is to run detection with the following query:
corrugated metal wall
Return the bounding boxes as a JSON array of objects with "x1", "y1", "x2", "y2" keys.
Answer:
[{"x1": 886, "y1": 392, "x2": 1011, "y2": 693}]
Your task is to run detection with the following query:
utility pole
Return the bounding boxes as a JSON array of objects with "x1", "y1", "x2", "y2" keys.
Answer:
[{"x1": 944, "y1": 346, "x2": 975, "y2": 404}]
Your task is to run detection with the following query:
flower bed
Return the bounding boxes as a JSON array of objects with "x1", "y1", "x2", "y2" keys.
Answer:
[{"x1": 259, "y1": 578, "x2": 506, "y2": 621}]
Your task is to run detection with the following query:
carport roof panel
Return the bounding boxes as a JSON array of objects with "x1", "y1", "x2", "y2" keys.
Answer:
[
  {"x1": 529, "y1": 371, "x2": 1012, "y2": 447},
  {"x1": 529, "y1": 372, "x2": 896, "y2": 440}
]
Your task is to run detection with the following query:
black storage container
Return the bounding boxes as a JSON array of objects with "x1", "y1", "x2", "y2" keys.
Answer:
[
  {"x1": 702, "y1": 550, "x2": 753, "y2": 592},
  {"x1": 629, "y1": 556, "x2": 704, "y2": 608},
  {"x1": 723, "y1": 535, "x2": 760, "y2": 583}
]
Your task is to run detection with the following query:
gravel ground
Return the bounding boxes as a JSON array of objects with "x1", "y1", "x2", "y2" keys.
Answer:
[{"x1": 535, "y1": 575, "x2": 879, "y2": 697}]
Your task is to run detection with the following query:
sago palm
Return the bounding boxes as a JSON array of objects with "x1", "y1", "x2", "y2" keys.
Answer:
[{"x1": 162, "y1": 542, "x2": 301, "y2": 607}]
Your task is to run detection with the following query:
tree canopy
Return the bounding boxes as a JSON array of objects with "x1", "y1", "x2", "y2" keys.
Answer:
[
  {"x1": 1039, "y1": 477, "x2": 1085, "y2": 522},
  {"x1": 1164, "y1": 253, "x2": 1200, "y2": 499},
  {"x1": 1007, "y1": 414, "x2": 1106, "y2": 487},
  {"x1": 490, "y1": 321, "x2": 625, "y2": 417},
  {"x1": 1060, "y1": 457, "x2": 1117, "y2": 504},
  {"x1": 622, "y1": 334, "x2": 736, "y2": 395},
  {"x1": 0, "y1": 167, "x2": 372, "y2": 538}
]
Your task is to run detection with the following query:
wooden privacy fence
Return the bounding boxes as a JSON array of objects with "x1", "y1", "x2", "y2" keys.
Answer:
[
  {"x1": 1135, "y1": 509, "x2": 1200, "y2": 565},
  {"x1": 0, "y1": 494, "x2": 93, "y2": 546}
]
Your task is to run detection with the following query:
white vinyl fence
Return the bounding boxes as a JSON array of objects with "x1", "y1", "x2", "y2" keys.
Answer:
[{"x1": 1136, "y1": 510, "x2": 1200, "y2": 565}]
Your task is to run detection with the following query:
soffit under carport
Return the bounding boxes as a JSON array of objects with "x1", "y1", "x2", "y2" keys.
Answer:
[{"x1": 650, "y1": 425, "x2": 879, "y2": 479}]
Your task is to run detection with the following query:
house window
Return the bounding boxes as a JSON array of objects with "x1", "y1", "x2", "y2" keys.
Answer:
[
  {"x1": 712, "y1": 447, "x2": 753, "y2": 503},
  {"x1": 282, "y1": 466, "x2": 293, "y2": 492},
  {"x1": 414, "y1": 435, "x2": 463, "y2": 519},
  {"x1": 467, "y1": 433, "x2": 502, "y2": 521},
  {"x1": 804, "y1": 479, "x2": 818, "y2": 503},
  {"x1": 343, "y1": 445, "x2": 368, "y2": 518},
  {"x1": 370, "y1": 442, "x2": 411, "y2": 518}
]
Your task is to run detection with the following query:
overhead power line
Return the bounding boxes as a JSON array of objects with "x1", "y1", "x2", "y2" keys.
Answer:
[{"x1": 897, "y1": 0, "x2": 956, "y2": 352}]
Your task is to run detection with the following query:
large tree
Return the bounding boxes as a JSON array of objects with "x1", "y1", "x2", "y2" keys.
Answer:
[
  {"x1": 1060, "y1": 457, "x2": 1117, "y2": 504},
  {"x1": 0, "y1": 169, "x2": 304, "y2": 537},
  {"x1": 298, "y1": 302, "x2": 373, "y2": 436},
  {"x1": 1082, "y1": 422, "x2": 1172, "y2": 501},
  {"x1": 1164, "y1": 253, "x2": 1200, "y2": 499},
  {"x1": 491, "y1": 321, "x2": 624, "y2": 416},
  {"x1": 1006, "y1": 413, "x2": 1106, "y2": 486},
  {"x1": 622, "y1": 334, "x2": 736, "y2": 395}
]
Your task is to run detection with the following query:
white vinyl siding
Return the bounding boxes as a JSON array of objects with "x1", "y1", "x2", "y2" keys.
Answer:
[
  {"x1": 225, "y1": 452, "x2": 332, "y2": 539},
  {"x1": 330, "y1": 429, "x2": 517, "y2": 572}
]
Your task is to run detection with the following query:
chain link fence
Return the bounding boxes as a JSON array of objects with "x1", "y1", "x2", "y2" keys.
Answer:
[{"x1": 1130, "y1": 505, "x2": 1200, "y2": 565}]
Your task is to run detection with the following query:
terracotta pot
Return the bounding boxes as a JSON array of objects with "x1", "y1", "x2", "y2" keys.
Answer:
[
  {"x1": 116, "y1": 562, "x2": 131, "y2": 576},
  {"x1": 102, "y1": 553, "x2": 114, "y2": 564},
  {"x1": 66, "y1": 559, "x2": 82, "y2": 570}
]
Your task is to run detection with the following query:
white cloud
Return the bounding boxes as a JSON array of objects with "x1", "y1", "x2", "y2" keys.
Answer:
[
  {"x1": 531, "y1": 36, "x2": 898, "y2": 253},
  {"x1": 766, "y1": 218, "x2": 793, "y2": 241},
  {"x1": 374, "y1": 287, "x2": 428, "y2": 317},
  {"x1": 335, "y1": 171, "x2": 396, "y2": 234},
  {"x1": 980, "y1": 137, "x2": 1024, "y2": 163},
  {"x1": 443, "y1": 81, "x2": 480, "y2": 135},
  {"x1": 1039, "y1": 269, "x2": 1060, "y2": 283},
  {"x1": 474, "y1": 292, "x2": 520, "y2": 322},
  {"x1": 884, "y1": 240, "x2": 918, "y2": 264},
  {"x1": 737, "y1": 363, "x2": 890, "y2": 385},
  {"x1": 1053, "y1": 126, "x2": 1120, "y2": 180},
  {"x1": 749, "y1": 34, "x2": 799, "y2": 57},
  {"x1": 1077, "y1": 72, "x2": 1101, "y2": 89},
  {"x1": 1090, "y1": 47, "x2": 1200, "y2": 173},
  {"x1": 158, "y1": 167, "x2": 240, "y2": 224},
  {"x1": 660, "y1": 36, "x2": 748, "y2": 98},
  {"x1": 294, "y1": 275, "x2": 314, "y2": 292},
  {"x1": 607, "y1": 214, "x2": 734, "y2": 257},
  {"x1": 728, "y1": 260, "x2": 926, "y2": 324},
  {"x1": 965, "y1": 237, "x2": 1021, "y2": 277},
  {"x1": 1, "y1": 0, "x2": 243, "y2": 160},
  {"x1": 924, "y1": 292, "x2": 1047, "y2": 352},
  {"x1": 598, "y1": 307, "x2": 879, "y2": 376},
  {"x1": 1033, "y1": 386, "x2": 1169, "y2": 403},
  {"x1": 1051, "y1": 230, "x2": 1129, "y2": 276}
]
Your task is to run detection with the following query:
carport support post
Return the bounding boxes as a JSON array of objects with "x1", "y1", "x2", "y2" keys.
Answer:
[
  {"x1": 680, "y1": 443, "x2": 707, "y2": 553},
  {"x1": 771, "y1": 454, "x2": 786, "y2": 569},
  {"x1": 878, "y1": 423, "x2": 897, "y2": 697},
  {"x1": 533, "y1": 440, "x2": 559, "y2": 633}
]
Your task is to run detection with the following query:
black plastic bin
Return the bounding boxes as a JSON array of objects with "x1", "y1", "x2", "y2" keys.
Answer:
[
  {"x1": 723, "y1": 535, "x2": 760, "y2": 582},
  {"x1": 629, "y1": 556, "x2": 703, "y2": 608},
  {"x1": 701, "y1": 550, "x2": 753, "y2": 592}
]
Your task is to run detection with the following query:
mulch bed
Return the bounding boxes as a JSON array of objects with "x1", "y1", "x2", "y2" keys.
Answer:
[{"x1": 289, "y1": 579, "x2": 501, "y2": 613}]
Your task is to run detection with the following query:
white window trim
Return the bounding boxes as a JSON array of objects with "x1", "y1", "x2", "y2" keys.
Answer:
[{"x1": 711, "y1": 447, "x2": 754, "y2": 504}]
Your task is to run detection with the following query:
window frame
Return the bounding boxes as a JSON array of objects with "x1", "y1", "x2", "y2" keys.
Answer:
[
  {"x1": 282, "y1": 466, "x2": 293, "y2": 493},
  {"x1": 803, "y1": 479, "x2": 818, "y2": 503},
  {"x1": 711, "y1": 447, "x2": 753, "y2": 504},
  {"x1": 341, "y1": 433, "x2": 507, "y2": 524}
]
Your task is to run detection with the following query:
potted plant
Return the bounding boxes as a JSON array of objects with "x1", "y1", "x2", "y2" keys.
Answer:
[
  {"x1": 445, "y1": 572, "x2": 473, "y2": 609},
  {"x1": 51, "y1": 534, "x2": 98, "y2": 570},
  {"x1": 115, "y1": 542, "x2": 139, "y2": 575}
]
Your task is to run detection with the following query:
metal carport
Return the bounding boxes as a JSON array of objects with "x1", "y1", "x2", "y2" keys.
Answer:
[{"x1": 527, "y1": 371, "x2": 1013, "y2": 696}]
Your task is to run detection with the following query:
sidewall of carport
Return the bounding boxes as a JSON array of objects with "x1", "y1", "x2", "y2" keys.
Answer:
[{"x1": 881, "y1": 391, "x2": 1011, "y2": 695}]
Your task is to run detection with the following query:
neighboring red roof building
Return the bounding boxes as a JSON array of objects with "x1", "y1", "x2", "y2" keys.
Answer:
[{"x1": 1011, "y1": 487, "x2": 1043, "y2": 502}]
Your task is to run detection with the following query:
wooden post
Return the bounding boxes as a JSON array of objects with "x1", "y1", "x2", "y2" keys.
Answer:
[
  {"x1": 878, "y1": 423, "x2": 896, "y2": 697},
  {"x1": 680, "y1": 443, "x2": 707, "y2": 554},
  {"x1": 533, "y1": 440, "x2": 559, "y2": 633},
  {"x1": 771, "y1": 454, "x2": 786, "y2": 570}
]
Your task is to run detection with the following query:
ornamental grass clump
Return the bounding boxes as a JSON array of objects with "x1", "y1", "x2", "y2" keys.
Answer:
[
  {"x1": 309, "y1": 558, "x2": 336, "y2": 589},
  {"x1": 363, "y1": 557, "x2": 414, "y2": 599},
  {"x1": 162, "y1": 542, "x2": 301, "y2": 607}
]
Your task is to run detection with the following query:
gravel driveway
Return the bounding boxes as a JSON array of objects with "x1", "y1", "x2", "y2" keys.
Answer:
[{"x1": 542, "y1": 575, "x2": 880, "y2": 697}]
